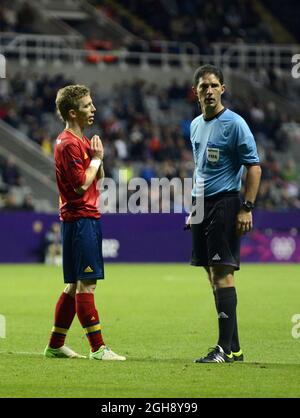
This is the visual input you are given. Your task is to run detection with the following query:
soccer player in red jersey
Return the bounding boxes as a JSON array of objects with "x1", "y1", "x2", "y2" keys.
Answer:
[{"x1": 44, "y1": 85, "x2": 125, "y2": 360}]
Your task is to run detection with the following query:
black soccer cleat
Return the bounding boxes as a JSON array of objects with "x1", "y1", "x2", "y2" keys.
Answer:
[
  {"x1": 194, "y1": 345, "x2": 234, "y2": 363},
  {"x1": 232, "y1": 349, "x2": 244, "y2": 362}
]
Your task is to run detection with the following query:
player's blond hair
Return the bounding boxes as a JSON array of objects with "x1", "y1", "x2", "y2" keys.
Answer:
[{"x1": 55, "y1": 84, "x2": 90, "y2": 122}]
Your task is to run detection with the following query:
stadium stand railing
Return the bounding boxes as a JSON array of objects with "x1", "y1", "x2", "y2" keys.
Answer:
[
  {"x1": 215, "y1": 43, "x2": 300, "y2": 70},
  {"x1": 1, "y1": 32, "x2": 299, "y2": 71},
  {"x1": 1, "y1": 65, "x2": 299, "y2": 211}
]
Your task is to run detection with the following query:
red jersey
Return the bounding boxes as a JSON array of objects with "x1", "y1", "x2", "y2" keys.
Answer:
[{"x1": 54, "y1": 129, "x2": 100, "y2": 221}]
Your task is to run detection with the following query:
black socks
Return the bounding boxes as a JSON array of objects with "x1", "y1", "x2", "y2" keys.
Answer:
[{"x1": 214, "y1": 287, "x2": 239, "y2": 354}]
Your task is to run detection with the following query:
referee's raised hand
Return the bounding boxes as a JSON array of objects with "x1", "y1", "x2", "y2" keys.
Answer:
[{"x1": 91, "y1": 135, "x2": 104, "y2": 160}]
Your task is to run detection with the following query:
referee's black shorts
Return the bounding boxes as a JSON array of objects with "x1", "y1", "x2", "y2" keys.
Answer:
[{"x1": 191, "y1": 192, "x2": 241, "y2": 270}]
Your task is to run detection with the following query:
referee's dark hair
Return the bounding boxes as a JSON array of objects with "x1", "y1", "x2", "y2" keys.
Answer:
[{"x1": 193, "y1": 64, "x2": 224, "y2": 87}]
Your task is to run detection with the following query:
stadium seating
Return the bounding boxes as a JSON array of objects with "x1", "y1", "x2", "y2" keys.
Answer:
[
  {"x1": 0, "y1": 70, "x2": 299, "y2": 211},
  {"x1": 93, "y1": 0, "x2": 275, "y2": 44},
  {"x1": 0, "y1": 0, "x2": 299, "y2": 212},
  {"x1": 0, "y1": 155, "x2": 35, "y2": 210}
]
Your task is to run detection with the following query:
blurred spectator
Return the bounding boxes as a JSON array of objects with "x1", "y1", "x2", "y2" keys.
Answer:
[
  {"x1": 21, "y1": 194, "x2": 35, "y2": 211},
  {"x1": 0, "y1": 71, "x2": 299, "y2": 212},
  {"x1": 44, "y1": 222, "x2": 62, "y2": 266},
  {"x1": 140, "y1": 159, "x2": 157, "y2": 183},
  {"x1": 93, "y1": 0, "x2": 275, "y2": 45},
  {"x1": 16, "y1": 1, "x2": 37, "y2": 33},
  {"x1": 0, "y1": 1, "x2": 38, "y2": 33},
  {"x1": 2, "y1": 156, "x2": 21, "y2": 186},
  {"x1": 0, "y1": 155, "x2": 36, "y2": 211},
  {"x1": 0, "y1": 2, "x2": 17, "y2": 32},
  {"x1": 40, "y1": 134, "x2": 54, "y2": 156}
]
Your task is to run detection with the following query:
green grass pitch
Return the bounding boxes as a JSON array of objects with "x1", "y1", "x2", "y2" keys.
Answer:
[{"x1": 0, "y1": 263, "x2": 300, "y2": 398}]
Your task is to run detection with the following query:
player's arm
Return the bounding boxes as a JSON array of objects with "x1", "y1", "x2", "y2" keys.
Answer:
[
  {"x1": 185, "y1": 128, "x2": 197, "y2": 231},
  {"x1": 235, "y1": 118, "x2": 262, "y2": 235},
  {"x1": 96, "y1": 164, "x2": 105, "y2": 180},
  {"x1": 236, "y1": 164, "x2": 262, "y2": 235},
  {"x1": 243, "y1": 164, "x2": 262, "y2": 204},
  {"x1": 75, "y1": 135, "x2": 104, "y2": 194}
]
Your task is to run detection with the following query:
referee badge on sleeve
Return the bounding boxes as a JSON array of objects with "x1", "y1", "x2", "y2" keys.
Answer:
[{"x1": 207, "y1": 148, "x2": 220, "y2": 164}]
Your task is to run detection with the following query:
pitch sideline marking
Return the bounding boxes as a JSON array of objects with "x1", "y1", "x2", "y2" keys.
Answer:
[{"x1": 0, "y1": 351, "x2": 43, "y2": 356}]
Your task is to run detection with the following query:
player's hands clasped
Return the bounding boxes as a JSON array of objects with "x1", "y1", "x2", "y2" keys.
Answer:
[
  {"x1": 91, "y1": 135, "x2": 104, "y2": 160},
  {"x1": 236, "y1": 210, "x2": 252, "y2": 235}
]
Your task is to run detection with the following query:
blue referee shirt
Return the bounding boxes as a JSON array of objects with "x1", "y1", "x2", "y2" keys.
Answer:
[{"x1": 190, "y1": 108, "x2": 260, "y2": 197}]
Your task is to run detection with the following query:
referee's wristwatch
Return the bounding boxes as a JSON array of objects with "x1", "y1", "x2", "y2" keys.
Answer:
[{"x1": 242, "y1": 200, "x2": 255, "y2": 212}]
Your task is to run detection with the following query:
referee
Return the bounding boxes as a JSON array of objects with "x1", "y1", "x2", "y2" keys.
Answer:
[{"x1": 188, "y1": 65, "x2": 261, "y2": 363}]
